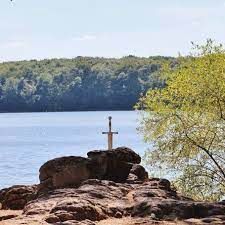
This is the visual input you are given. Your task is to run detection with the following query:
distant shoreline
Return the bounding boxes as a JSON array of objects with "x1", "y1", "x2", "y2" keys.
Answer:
[
  {"x1": 0, "y1": 56, "x2": 168, "y2": 113},
  {"x1": 0, "y1": 109, "x2": 137, "y2": 114}
]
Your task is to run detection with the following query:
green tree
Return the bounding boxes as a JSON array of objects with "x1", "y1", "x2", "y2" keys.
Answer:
[
  {"x1": 137, "y1": 40, "x2": 225, "y2": 201},
  {"x1": 0, "y1": 56, "x2": 168, "y2": 112}
]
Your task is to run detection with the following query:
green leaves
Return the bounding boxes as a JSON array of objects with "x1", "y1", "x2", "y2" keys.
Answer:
[
  {"x1": 138, "y1": 40, "x2": 225, "y2": 201},
  {"x1": 0, "y1": 57, "x2": 169, "y2": 112}
]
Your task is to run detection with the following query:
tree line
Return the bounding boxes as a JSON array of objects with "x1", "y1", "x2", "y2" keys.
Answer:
[{"x1": 0, "y1": 56, "x2": 172, "y2": 112}]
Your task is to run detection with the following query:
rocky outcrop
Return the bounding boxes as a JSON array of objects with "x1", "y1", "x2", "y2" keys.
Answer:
[
  {"x1": 0, "y1": 185, "x2": 37, "y2": 210},
  {"x1": 87, "y1": 147, "x2": 140, "y2": 182},
  {"x1": 39, "y1": 147, "x2": 142, "y2": 191},
  {"x1": 2, "y1": 178, "x2": 225, "y2": 225},
  {"x1": 39, "y1": 156, "x2": 93, "y2": 190},
  {"x1": 0, "y1": 147, "x2": 225, "y2": 225},
  {"x1": 87, "y1": 146, "x2": 141, "y2": 164}
]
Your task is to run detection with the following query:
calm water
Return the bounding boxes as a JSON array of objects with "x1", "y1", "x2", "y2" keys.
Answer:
[{"x1": 0, "y1": 111, "x2": 148, "y2": 189}]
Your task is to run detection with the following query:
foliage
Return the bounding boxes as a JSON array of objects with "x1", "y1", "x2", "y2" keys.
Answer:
[
  {"x1": 0, "y1": 56, "x2": 172, "y2": 112},
  {"x1": 137, "y1": 40, "x2": 225, "y2": 201}
]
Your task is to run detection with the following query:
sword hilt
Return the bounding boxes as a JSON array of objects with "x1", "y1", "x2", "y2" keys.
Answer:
[
  {"x1": 102, "y1": 116, "x2": 118, "y2": 150},
  {"x1": 108, "y1": 116, "x2": 112, "y2": 132}
]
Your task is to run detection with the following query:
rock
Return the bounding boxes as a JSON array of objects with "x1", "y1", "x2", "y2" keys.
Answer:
[
  {"x1": 56, "y1": 220, "x2": 95, "y2": 225},
  {"x1": 201, "y1": 217, "x2": 221, "y2": 223},
  {"x1": 158, "y1": 179, "x2": 171, "y2": 190},
  {"x1": 126, "y1": 173, "x2": 140, "y2": 184},
  {"x1": 39, "y1": 156, "x2": 93, "y2": 190},
  {"x1": 50, "y1": 199, "x2": 107, "y2": 222},
  {"x1": 87, "y1": 146, "x2": 141, "y2": 164},
  {"x1": 1, "y1": 147, "x2": 225, "y2": 225},
  {"x1": 129, "y1": 164, "x2": 148, "y2": 181},
  {"x1": 87, "y1": 147, "x2": 139, "y2": 182},
  {"x1": 0, "y1": 214, "x2": 18, "y2": 221},
  {"x1": 102, "y1": 160, "x2": 133, "y2": 182},
  {"x1": 7, "y1": 178, "x2": 223, "y2": 224},
  {"x1": 23, "y1": 180, "x2": 132, "y2": 223},
  {"x1": 0, "y1": 185, "x2": 37, "y2": 210},
  {"x1": 115, "y1": 211, "x2": 123, "y2": 218},
  {"x1": 45, "y1": 214, "x2": 60, "y2": 223},
  {"x1": 39, "y1": 147, "x2": 140, "y2": 191}
]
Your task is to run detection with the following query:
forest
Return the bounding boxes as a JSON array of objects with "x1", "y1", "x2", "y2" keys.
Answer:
[{"x1": 0, "y1": 56, "x2": 173, "y2": 112}]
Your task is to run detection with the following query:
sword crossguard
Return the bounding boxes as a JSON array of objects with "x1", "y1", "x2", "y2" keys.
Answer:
[{"x1": 102, "y1": 116, "x2": 118, "y2": 150}]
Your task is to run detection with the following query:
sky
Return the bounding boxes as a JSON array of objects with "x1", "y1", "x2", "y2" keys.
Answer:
[{"x1": 0, "y1": 0, "x2": 225, "y2": 61}]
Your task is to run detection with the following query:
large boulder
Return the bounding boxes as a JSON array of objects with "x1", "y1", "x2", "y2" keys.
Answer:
[
  {"x1": 0, "y1": 185, "x2": 37, "y2": 210},
  {"x1": 87, "y1": 147, "x2": 141, "y2": 182},
  {"x1": 87, "y1": 147, "x2": 141, "y2": 164},
  {"x1": 39, "y1": 156, "x2": 94, "y2": 190},
  {"x1": 39, "y1": 147, "x2": 142, "y2": 190}
]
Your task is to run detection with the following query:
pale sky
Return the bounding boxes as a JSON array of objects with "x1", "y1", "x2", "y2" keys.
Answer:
[{"x1": 1, "y1": 0, "x2": 225, "y2": 62}]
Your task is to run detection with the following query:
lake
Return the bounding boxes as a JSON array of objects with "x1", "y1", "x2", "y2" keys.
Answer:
[{"x1": 0, "y1": 111, "x2": 149, "y2": 189}]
